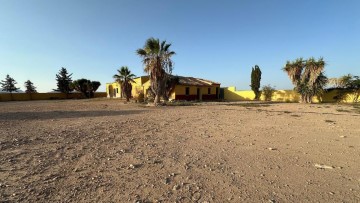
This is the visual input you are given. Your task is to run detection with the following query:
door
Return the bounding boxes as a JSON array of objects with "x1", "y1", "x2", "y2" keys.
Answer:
[
  {"x1": 197, "y1": 88, "x2": 201, "y2": 100},
  {"x1": 219, "y1": 88, "x2": 224, "y2": 99}
]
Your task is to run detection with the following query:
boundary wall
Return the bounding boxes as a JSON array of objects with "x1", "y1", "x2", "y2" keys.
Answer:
[
  {"x1": 223, "y1": 87, "x2": 359, "y2": 103},
  {"x1": 0, "y1": 92, "x2": 106, "y2": 102}
]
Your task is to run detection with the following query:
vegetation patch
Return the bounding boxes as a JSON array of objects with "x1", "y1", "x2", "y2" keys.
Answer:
[
  {"x1": 351, "y1": 105, "x2": 360, "y2": 114},
  {"x1": 165, "y1": 101, "x2": 196, "y2": 106},
  {"x1": 325, "y1": 120, "x2": 336, "y2": 123},
  {"x1": 226, "y1": 103, "x2": 271, "y2": 107},
  {"x1": 336, "y1": 109, "x2": 351, "y2": 113}
]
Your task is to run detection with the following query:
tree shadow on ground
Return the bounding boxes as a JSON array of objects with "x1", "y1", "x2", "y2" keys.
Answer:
[{"x1": 0, "y1": 110, "x2": 146, "y2": 121}]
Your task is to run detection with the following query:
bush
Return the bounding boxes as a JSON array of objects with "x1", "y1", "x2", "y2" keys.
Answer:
[
  {"x1": 145, "y1": 87, "x2": 155, "y2": 103},
  {"x1": 262, "y1": 85, "x2": 276, "y2": 101},
  {"x1": 136, "y1": 92, "x2": 145, "y2": 102}
]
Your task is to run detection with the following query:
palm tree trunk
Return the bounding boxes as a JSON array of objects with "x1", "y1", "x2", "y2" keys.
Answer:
[
  {"x1": 307, "y1": 95, "x2": 312, "y2": 103},
  {"x1": 154, "y1": 94, "x2": 160, "y2": 105}
]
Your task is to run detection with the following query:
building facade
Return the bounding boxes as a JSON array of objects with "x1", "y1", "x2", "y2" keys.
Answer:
[{"x1": 106, "y1": 76, "x2": 220, "y2": 101}]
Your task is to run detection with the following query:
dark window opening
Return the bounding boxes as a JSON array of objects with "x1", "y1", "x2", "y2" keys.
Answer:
[
  {"x1": 208, "y1": 88, "x2": 211, "y2": 94},
  {"x1": 185, "y1": 87, "x2": 190, "y2": 95}
]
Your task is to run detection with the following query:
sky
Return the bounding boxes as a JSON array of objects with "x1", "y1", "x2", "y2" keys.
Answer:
[{"x1": 0, "y1": 0, "x2": 359, "y2": 92}]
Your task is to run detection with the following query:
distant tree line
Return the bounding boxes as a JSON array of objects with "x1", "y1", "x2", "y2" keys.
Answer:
[
  {"x1": 53, "y1": 67, "x2": 101, "y2": 98},
  {"x1": 0, "y1": 67, "x2": 101, "y2": 99}
]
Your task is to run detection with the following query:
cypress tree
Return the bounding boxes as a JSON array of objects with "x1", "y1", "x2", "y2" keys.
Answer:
[
  {"x1": 24, "y1": 80, "x2": 37, "y2": 93},
  {"x1": 54, "y1": 67, "x2": 73, "y2": 94},
  {"x1": 1, "y1": 74, "x2": 20, "y2": 93},
  {"x1": 250, "y1": 65, "x2": 262, "y2": 100}
]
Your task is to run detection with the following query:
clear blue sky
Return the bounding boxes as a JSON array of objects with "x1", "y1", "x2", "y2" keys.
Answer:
[{"x1": 1, "y1": 0, "x2": 359, "y2": 92}]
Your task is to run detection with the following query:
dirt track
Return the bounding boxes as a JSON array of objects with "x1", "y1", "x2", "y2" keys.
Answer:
[{"x1": 0, "y1": 99, "x2": 359, "y2": 202}]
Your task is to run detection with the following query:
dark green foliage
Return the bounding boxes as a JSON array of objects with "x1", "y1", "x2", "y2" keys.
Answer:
[
  {"x1": 71, "y1": 79, "x2": 101, "y2": 98},
  {"x1": 113, "y1": 66, "x2": 136, "y2": 102},
  {"x1": 163, "y1": 75, "x2": 180, "y2": 101},
  {"x1": 250, "y1": 65, "x2": 262, "y2": 100},
  {"x1": 54, "y1": 67, "x2": 73, "y2": 94},
  {"x1": 331, "y1": 74, "x2": 360, "y2": 102},
  {"x1": 91, "y1": 81, "x2": 101, "y2": 93},
  {"x1": 283, "y1": 57, "x2": 328, "y2": 103},
  {"x1": 262, "y1": 84, "x2": 275, "y2": 101},
  {"x1": 24, "y1": 80, "x2": 37, "y2": 93},
  {"x1": 341, "y1": 75, "x2": 359, "y2": 102},
  {"x1": 1, "y1": 74, "x2": 20, "y2": 93}
]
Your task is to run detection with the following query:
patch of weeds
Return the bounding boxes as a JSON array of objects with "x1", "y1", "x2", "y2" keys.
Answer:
[
  {"x1": 352, "y1": 105, "x2": 360, "y2": 114},
  {"x1": 226, "y1": 103, "x2": 271, "y2": 107},
  {"x1": 283, "y1": 111, "x2": 291, "y2": 114},
  {"x1": 166, "y1": 101, "x2": 196, "y2": 106},
  {"x1": 336, "y1": 109, "x2": 351, "y2": 113},
  {"x1": 325, "y1": 120, "x2": 335, "y2": 123},
  {"x1": 291, "y1": 114, "x2": 300, "y2": 117}
]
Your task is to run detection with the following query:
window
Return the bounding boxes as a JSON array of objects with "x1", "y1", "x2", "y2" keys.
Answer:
[
  {"x1": 208, "y1": 88, "x2": 211, "y2": 94},
  {"x1": 116, "y1": 88, "x2": 119, "y2": 93},
  {"x1": 185, "y1": 87, "x2": 190, "y2": 95}
]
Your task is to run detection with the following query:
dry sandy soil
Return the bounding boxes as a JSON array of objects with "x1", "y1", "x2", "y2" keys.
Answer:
[{"x1": 0, "y1": 99, "x2": 359, "y2": 202}]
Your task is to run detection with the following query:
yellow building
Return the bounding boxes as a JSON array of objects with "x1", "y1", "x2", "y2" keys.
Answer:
[
  {"x1": 106, "y1": 75, "x2": 221, "y2": 101},
  {"x1": 106, "y1": 76, "x2": 150, "y2": 99}
]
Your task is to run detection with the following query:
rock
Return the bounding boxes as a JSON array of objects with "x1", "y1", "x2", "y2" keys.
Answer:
[
  {"x1": 164, "y1": 177, "x2": 170, "y2": 185},
  {"x1": 268, "y1": 147, "x2": 277, "y2": 151},
  {"x1": 172, "y1": 184, "x2": 180, "y2": 190},
  {"x1": 314, "y1": 164, "x2": 334, "y2": 169},
  {"x1": 192, "y1": 192, "x2": 201, "y2": 201}
]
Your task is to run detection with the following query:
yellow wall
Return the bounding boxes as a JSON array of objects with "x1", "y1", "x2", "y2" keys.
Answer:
[
  {"x1": 0, "y1": 92, "x2": 106, "y2": 102},
  {"x1": 172, "y1": 85, "x2": 220, "y2": 100},
  {"x1": 173, "y1": 85, "x2": 218, "y2": 95},
  {"x1": 106, "y1": 83, "x2": 122, "y2": 98},
  {"x1": 107, "y1": 77, "x2": 150, "y2": 99},
  {"x1": 224, "y1": 86, "x2": 359, "y2": 103}
]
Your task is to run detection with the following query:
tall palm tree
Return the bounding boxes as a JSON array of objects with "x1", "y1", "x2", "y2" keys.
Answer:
[
  {"x1": 113, "y1": 66, "x2": 136, "y2": 102},
  {"x1": 137, "y1": 38, "x2": 176, "y2": 105},
  {"x1": 283, "y1": 57, "x2": 328, "y2": 103}
]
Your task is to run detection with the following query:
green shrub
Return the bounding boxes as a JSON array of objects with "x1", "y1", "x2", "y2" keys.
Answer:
[{"x1": 262, "y1": 85, "x2": 276, "y2": 101}]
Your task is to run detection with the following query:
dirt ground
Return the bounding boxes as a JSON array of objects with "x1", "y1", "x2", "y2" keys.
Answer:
[{"x1": 0, "y1": 99, "x2": 359, "y2": 202}]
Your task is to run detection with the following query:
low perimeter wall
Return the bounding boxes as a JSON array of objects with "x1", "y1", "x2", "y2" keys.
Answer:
[
  {"x1": 223, "y1": 87, "x2": 359, "y2": 103},
  {"x1": 0, "y1": 92, "x2": 107, "y2": 102}
]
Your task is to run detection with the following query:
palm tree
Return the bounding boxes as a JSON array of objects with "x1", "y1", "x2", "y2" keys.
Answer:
[
  {"x1": 283, "y1": 57, "x2": 328, "y2": 103},
  {"x1": 113, "y1": 66, "x2": 136, "y2": 102},
  {"x1": 137, "y1": 38, "x2": 176, "y2": 105}
]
